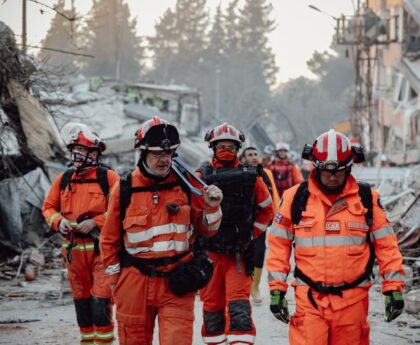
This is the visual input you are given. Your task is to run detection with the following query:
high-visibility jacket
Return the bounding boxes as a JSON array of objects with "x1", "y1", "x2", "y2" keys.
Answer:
[
  {"x1": 266, "y1": 159, "x2": 304, "y2": 196},
  {"x1": 197, "y1": 158, "x2": 274, "y2": 239},
  {"x1": 262, "y1": 167, "x2": 280, "y2": 212},
  {"x1": 43, "y1": 167, "x2": 120, "y2": 232},
  {"x1": 100, "y1": 168, "x2": 223, "y2": 285},
  {"x1": 266, "y1": 172, "x2": 405, "y2": 311}
]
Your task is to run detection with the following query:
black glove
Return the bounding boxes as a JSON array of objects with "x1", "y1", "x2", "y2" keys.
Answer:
[
  {"x1": 270, "y1": 290, "x2": 289, "y2": 324},
  {"x1": 384, "y1": 291, "x2": 404, "y2": 322}
]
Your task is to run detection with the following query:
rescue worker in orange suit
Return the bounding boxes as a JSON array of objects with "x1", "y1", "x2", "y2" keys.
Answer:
[
  {"x1": 266, "y1": 142, "x2": 304, "y2": 197},
  {"x1": 100, "y1": 116, "x2": 223, "y2": 345},
  {"x1": 266, "y1": 129, "x2": 405, "y2": 345},
  {"x1": 240, "y1": 146, "x2": 280, "y2": 304},
  {"x1": 43, "y1": 123, "x2": 119, "y2": 345},
  {"x1": 197, "y1": 123, "x2": 274, "y2": 345}
]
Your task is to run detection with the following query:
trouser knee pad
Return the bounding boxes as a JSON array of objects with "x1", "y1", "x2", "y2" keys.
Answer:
[
  {"x1": 74, "y1": 298, "x2": 93, "y2": 328},
  {"x1": 203, "y1": 309, "x2": 225, "y2": 334},
  {"x1": 229, "y1": 300, "x2": 252, "y2": 331},
  {"x1": 90, "y1": 296, "x2": 112, "y2": 327}
]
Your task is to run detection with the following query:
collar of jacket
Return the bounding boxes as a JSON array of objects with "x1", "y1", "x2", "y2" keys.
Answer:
[
  {"x1": 211, "y1": 157, "x2": 240, "y2": 169},
  {"x1": 73, "y1": 166, "x2": 98, "y2": 178},
  {"x1": 133, "y1": 167, "x2": 178, "y2": 187},
  {"x1": 307, "y1": 171, "x2": 359, "y2": 206}
]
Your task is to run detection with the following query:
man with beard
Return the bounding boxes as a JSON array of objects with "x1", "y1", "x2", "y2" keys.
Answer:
[
  {"x1": 240, "y1": 146, "x2": 279, "y2": 304},
  {"x1": 266, "y1": 129, "x2": 405, "y2": 345}
]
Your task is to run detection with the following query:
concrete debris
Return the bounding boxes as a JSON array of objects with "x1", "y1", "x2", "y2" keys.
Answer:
[{"x1": 404, "y1": 289, "x2": 420, "y2": 315}]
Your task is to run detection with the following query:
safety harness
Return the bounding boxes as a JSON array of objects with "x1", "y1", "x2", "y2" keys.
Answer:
[
  {"x1": 291, "y1": 181, "x2": 375, "y2": 310},
  {"x1": 60, "y1": 166, "x2": 110, "y2": 262},
  {"x1": 119, "y1": 172, "x2": 192, "y2": 277}
]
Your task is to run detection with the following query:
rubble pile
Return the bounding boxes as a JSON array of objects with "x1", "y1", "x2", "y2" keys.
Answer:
[{"x1": 376, "y1": 165, "x2": 420, "y2": 314}]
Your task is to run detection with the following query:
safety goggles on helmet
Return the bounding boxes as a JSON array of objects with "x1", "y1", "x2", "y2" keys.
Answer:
[{"x1": 148, "y1": 148, "x2": 176, "y2": 158}]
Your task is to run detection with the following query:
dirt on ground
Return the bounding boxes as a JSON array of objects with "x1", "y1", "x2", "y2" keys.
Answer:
[{"x1": 0, "y1": 266, "x2": 419, "y2": 345}]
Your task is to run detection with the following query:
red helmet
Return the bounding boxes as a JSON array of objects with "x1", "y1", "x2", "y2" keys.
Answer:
[
  {"x1": 311, "y1": 129, "x2": 353, "y2": 170},
  {"x1": 61, "y1": 123, "x2": 105, "y2": 152},
  {"x1": 205, "y1": 123, "x2": 245, "y2": 148},
  {"x1": 135, "y1": 116, "x2": 180, "y2": 150}
]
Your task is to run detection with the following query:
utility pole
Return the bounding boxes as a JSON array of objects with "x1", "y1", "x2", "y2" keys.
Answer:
[
  {"x1": 215, "y1": 63, "x2": 220, "y2": 121},
  {"x1": 22, "y1": 0, "x2": 27, "y2": 54},
  {"x1": 113, "y1": 0, "x2": 121, "y2": 81}
]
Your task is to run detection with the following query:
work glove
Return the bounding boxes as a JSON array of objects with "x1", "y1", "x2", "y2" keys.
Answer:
[
  {"x1": 270, "y1": 290, "x2": 289, "y2": 324},
  {"x1": 384, "y1": 291, "x2": 404, "y2": 322}
]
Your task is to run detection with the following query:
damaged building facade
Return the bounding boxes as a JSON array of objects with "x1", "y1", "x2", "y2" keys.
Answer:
[{"x1": 370, "y1": 0, "x2": 420, "y2": 165}]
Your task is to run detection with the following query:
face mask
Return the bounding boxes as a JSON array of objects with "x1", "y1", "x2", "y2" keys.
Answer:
[
  {"x1": 71, "y1": 150, "x2": 96, "y2": 167},
  {"x1": 215, "y1": 148, "x2": 237, "y2": 162}
]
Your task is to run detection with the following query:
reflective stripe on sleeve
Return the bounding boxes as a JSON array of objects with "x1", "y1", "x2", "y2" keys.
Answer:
[
  {"x1": 48, "y1": 212, "x2": 61, "y2": 226},
  {"x1": 370, "y1": 226, "x2": 394, "y2": 241},
  {"x1": 269, "y1": 226, "x2": 294, "y2": 241},
  {"x1": 205, "y1": 207, "x2": 222, "y2": 224},
  {"x1": 383, "y1": 271, "x2": 405, "y2": 281},
  {"x1": 268, "y1": 271, "x2": 288, "y2": 282},
  {"x1": 258, "y1": 196, "x2": 272, "y2": 208},
  {"x1": 254, "y1": 221, "x2": 268, "y2": 232}
]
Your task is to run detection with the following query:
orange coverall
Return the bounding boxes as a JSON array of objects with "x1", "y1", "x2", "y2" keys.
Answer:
[
  {"x1": 266, "y1": 172, "x2": 405, "y2": 345},
  {"x1": 266, "y1": 159, "x2": 304, "y2": 197},
  {"x1": 100, "y1": 168, "x2": 222, "y2": 345},
  {"x1": 263, "y1": 167, "x2": 280, "y2": 211},
  {"x1": 198, "y1": 159, "x2": 274, "y2": 345},
  {"x1": 43, "y1": 167, "x2": 119, "y2": 344}
]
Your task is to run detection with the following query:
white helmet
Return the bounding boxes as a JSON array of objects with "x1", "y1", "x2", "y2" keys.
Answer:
[{"x1": 276, "y1": 142, "x2": 290, "y2": 151}]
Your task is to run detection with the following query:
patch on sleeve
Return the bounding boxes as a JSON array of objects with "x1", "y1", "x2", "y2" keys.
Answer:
[
  {"x1": 274, "y1": 212, "x2": 283, "y2": 223},
  {"x1": 274, "y1": 212, "x2": 291, "y2": 227}
]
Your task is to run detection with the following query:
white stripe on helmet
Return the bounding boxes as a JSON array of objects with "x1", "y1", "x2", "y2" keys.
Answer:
[{"x1": 327, "y1": 129, "x2": 338, "y2": 161}]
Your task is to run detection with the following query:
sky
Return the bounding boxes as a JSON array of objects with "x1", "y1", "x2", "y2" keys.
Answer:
[{"x1": 0, "y1": 0, "x2": 355, "y2": 83}]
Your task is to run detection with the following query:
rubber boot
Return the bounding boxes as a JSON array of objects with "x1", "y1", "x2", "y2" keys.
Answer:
[{"x1": 251, "y1": 267, "x2": 263, "y2": 304}]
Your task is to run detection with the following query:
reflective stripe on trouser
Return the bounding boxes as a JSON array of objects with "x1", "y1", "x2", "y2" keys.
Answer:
[
  {"x1": 94, "y1": 325, "x2": 114, "y2": 344},
  {"x1": 113, "y1": 266, "x2": 195, "y2": 345},
  {"x1": 290, "y1": 289, "x2": 370, "y2": 345},
  {"x1": 200, "y1": 253, "x2": 255, "y2": 345},
  {"x1": 80, "y1": 326, "x2": 95, "y2": 345}
]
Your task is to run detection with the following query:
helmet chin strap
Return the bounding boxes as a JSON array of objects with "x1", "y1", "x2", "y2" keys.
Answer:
[
  {"x1": 71, "y1": 149, "x2": 98, "y2": 173},
  {"x1": 314, "y1": 168, "x2": 351, "y2": 195}
]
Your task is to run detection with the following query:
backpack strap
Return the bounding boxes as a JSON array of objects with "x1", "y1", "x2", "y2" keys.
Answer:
[
  {"x1": 291, "y1": 181, "x2": 309, "y2": 225},
  {"x1": 59, "y1": 169, "x2": 74, "y2": 191},
  {"x1": 357, "y1": 182, "x2": 373, "y2": 227},
  {"x1": 59, "y1": 167, "x2": 110, "y2": 197},
  {"x1": 96, "y1": 166, "x2": 110, "y2": 197},
  {"x1": 119, "y1": 173, "x2": 132, "y2": 222}
]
